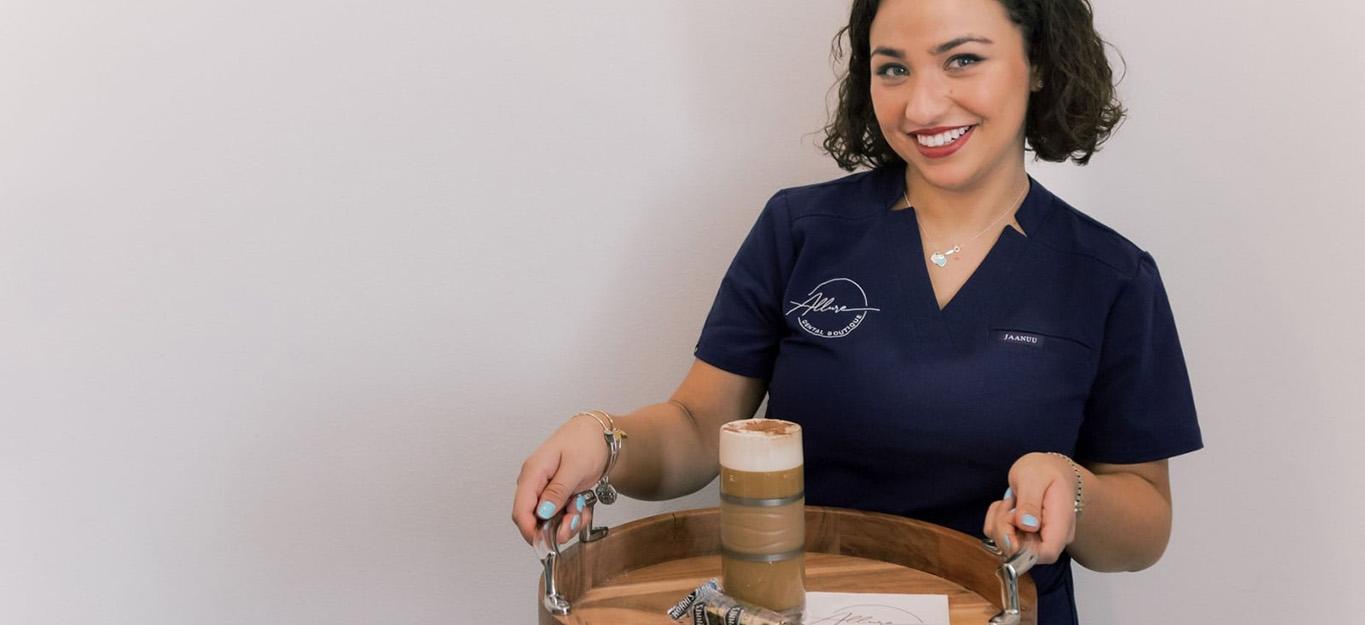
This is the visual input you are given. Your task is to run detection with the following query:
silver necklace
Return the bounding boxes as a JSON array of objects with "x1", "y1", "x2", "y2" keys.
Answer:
[{"x1": 905, "y1": 182, "x2": 1029, "y2": 268}]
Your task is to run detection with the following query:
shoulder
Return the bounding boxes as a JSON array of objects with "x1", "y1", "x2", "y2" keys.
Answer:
[
  {"x1": 1032, "y1": 190, "x2": 1156, "y2": 282},
  {"x1": 766, "y1": 167, "x2": 893, "y2": 224}
]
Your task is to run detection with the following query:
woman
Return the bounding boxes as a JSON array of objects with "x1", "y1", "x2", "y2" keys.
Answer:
[{"x1": 512, "y1": 0, "x2": 1203, "y2": 623}]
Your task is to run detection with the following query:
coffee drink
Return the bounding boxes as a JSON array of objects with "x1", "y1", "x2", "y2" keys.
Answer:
[{"x1": 719, "y1": 418, "x2": 804, "y2": 620}]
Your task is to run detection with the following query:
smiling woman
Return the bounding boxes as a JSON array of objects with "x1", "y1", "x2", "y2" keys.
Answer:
[
  {"x1": 824, "y1": 0, "x2": 1125, "y2": 172},
  {"x1": 512, "y1": 2, "x2": 1202, "y2": 625}
]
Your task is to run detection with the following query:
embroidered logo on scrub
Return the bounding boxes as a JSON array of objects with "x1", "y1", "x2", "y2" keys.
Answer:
[
  {"x1": 785, "y1": 278, "x2": 881, "y2": 339},
  {"x1": 995, "y1": 330, "x2": 1046, "y2": 347}
]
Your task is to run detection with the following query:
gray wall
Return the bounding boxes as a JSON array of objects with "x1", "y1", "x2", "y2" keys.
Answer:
[{"x1": 1, "y1": 1, "x2": 1360, "y2": 623}]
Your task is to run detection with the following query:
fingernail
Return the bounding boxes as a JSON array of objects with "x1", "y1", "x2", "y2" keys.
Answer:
[
  {"x1": 575, "y1": 494, "x2": 586, "y2": 512},
  {"x1": 1004, "y1": 487, "x2": 1013, "y2": 500},
  {"x1": 1002, "y1": 534, "x2": 1012, "y2": 550},
  {"x1": 1022, "y1": 514, "x2": 1039, "y2": 528},
  {"x1": 536, "y1": 501, "x2": 556, "y2": 520},
  {"x1": 570, "y1": 515, "x2": 580, "y2": 531}
]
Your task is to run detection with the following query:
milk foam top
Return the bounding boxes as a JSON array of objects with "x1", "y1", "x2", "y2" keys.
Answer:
[{"x1": 719, "y1": 419, "x2": 803, "y2": 472}]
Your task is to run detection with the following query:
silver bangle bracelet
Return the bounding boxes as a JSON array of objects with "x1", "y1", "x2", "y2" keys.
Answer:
[{"x1": 573, "y1": 410, "x2": 627, "y2": 505}]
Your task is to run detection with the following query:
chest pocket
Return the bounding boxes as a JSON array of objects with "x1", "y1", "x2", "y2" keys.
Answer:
[
  {"x1": 959, "y1": 326, "x2": 1099, "y2": 458},
  {"x1": 986, "y1": 327, "x2": 1098, "y2": 400},
  {"x1": 989, "y1": 328, "x2": 1095, "y2": 363}
]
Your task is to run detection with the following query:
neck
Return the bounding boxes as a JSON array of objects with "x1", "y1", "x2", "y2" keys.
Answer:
[{"x1": 902, "y1": 161, "x2": 1029, "y2": 239}]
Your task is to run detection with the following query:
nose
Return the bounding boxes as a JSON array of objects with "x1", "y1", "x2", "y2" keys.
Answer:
[{"x1": 902, "y1": 72, "x2": 954, "y2": 128}]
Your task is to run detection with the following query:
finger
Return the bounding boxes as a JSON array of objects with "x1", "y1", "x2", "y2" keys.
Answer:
[
  {"x1": 982, "y1": 499, "x2": 999, "y2": 537},
  {"x1": 1036, "y1": 479, "x2": 1076, "y2": 564},
  {"x1": 984, "y1": 500, "x2": 1012, "y2": 556},
  {"x1": 512, "y1": 452, "x2": 559, "y2": 544},
  {"x1": 537, "y1": 465, "x2": 581, "y2": 529},
  {"x1": 996, "y1": 487, "x2": 1019, "y2": 555},
  {"x1": 556, "y1": 491, "x2": 591, "y2": 544},
  {"x1": 989, "y1": 488, "x2": 1020, "y2": 556},
  {"x1": 1016, "y1": 530, "x2": 1045, "y2": 564},
  {"x1": 1012, "y1": 479, "x2": 1045, "y2": 535},
  {"x1": 580, "y1": 500, "x2": 595, "y2": 535}
]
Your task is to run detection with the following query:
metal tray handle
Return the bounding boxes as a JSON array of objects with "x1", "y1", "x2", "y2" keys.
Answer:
[
  {"x1": 534, "y1": 488, "x2": 608, "y2": 615},
  {"x1": 980, "y1": 535, "x2": 1040, "y2": 625}
]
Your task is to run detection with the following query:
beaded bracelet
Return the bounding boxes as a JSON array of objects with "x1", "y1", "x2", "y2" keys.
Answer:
[{"x1": 1045, "y1": 452, "x2": 1085, "y2": 516}]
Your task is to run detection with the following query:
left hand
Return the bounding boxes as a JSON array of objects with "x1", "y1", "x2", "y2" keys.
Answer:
[{"x1": 982, "y1": 452, "x2": 1080, "y2": 565}]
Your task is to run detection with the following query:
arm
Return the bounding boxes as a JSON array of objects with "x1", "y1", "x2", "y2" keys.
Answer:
[
  {"x1": 984, "y1": 453, "x2": 1175, "y2": 572},
  {"x1": 984, "y1": 253, "x2": 1200, "y2": 571},
  {"x1": 610, "y1": 358, "x2": 768, "y2": 501},
  {"x1": 1067, "y1": 459, "x2": 1173, "y2": 571},
  {"x1": 512, "y1": 358, "x2": 765, "y2": 544}
]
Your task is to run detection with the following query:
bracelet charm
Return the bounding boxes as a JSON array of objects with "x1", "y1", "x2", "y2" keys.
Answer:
[{"x1": 576, "y1": 410, "x2": 627, "y2": 505}]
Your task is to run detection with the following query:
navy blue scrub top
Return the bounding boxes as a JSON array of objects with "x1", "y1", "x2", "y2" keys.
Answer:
[{"x1": 694, "y1": 164, "x2": 1203, "y2": 625}]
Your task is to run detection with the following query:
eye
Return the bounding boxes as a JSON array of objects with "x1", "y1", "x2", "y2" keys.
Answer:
[
  {"x1": 873, "y1": 63, "x2": 908, "y2": 78},
  {"x1": 948, "y1": 54, "x2": 983, "y2": 69}
]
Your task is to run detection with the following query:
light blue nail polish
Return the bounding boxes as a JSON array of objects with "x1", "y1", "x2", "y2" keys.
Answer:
[
  {"x1": 1004, "y1": 487, "x2": 1013, "y2": 500},
  {"x1": 575, "y1": 494, "x2": 586, "y2": 512},
  {"x1": 570, "y1": 515, "x2": 580, "y2": 531},
  {"x1": 1003, "y1": 534, "x2": 1012, "y2": 550},
  {"x1": 1022, "y1": 514, "x2": 1039, "y2": 528},
  {"x1": 536, "y1": 501, "x2": 556, "y2": 520}
]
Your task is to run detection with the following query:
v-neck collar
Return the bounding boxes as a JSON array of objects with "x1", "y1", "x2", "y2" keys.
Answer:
[
  {"x1": 872, "y1": 163, "x2": 1056, "y2": 349},
  {"x1": 874, "y1": 162, "x2": 1055, "y2": 246}
]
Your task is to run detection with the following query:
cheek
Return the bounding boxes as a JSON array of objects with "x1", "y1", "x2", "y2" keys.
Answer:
[
  {"x1": 993, "y1": 77, "x2": 1033, "y2": 114},
  {"x1": 965, "y1": 83, "x2": 1030, "y2": 129},
  {"x1": 957, "y1": 82, "x2": 1001, "y2": 111},
  {"x1": 869, "y1": 89, "x2": 897, "y2": 126}
]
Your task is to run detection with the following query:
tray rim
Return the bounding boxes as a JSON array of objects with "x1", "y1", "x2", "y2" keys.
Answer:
[{"x1": 537, "y1": 504, "x2": 1036, "y2": 625}]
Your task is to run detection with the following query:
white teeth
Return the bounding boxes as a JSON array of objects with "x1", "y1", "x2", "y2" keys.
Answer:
[{"x1": 916, "y1": 125, "x2": 971, "y2": 147}]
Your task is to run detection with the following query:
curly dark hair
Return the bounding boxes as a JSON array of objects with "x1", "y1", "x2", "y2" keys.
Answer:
[{"x1": 820, "y1": 0, "x2": 1126, "y2": 171}]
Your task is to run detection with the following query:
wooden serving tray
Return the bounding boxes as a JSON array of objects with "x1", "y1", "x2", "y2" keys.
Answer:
[{"x1": 537, "y1": 505, "x2": 1035, "y2": 624}]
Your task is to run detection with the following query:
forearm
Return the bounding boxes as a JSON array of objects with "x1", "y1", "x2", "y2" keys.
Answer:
[
  {"x1": 1067, "y1": 464, "x2": 1173, "y2": 572},
  {"x1": 607, "y1": 401, "x2": 720, "y2": 501}
]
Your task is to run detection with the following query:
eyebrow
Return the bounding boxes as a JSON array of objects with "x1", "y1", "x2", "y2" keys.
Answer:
[{"x1": 871, "y1": 35, "x2": 994, "y2": 59}]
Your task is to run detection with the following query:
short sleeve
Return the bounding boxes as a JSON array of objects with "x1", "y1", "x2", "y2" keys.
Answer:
[
  {"x1": 1075, "y1": 251, "x2": 1204, "y2": 464},
  {"x1": 693, "y1": 190, "x2": 796, "y2": 380}
]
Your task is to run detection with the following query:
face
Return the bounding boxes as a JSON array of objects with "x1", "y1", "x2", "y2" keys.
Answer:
[{"x1": 869, "y1": 0, "x2": 1037, "y2": 192}]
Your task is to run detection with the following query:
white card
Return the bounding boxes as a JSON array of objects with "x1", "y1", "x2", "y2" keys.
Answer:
[{"x1": 802, "y1": 591, "x2": 950, "y2": 625}]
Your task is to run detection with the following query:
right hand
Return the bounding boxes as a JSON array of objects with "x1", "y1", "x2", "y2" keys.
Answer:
[{"x1": 512, "y1": 413, "x2": 611, "y2": 546}]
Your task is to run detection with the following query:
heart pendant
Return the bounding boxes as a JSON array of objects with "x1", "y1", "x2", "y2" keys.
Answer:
[{"x1": 931, "y1": 252, "x2": 948, "y2": 267}]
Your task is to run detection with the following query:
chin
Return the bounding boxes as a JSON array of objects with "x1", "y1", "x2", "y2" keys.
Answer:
[{"x1": 907, "y1": 159, "x2": 980, "y2": 191}]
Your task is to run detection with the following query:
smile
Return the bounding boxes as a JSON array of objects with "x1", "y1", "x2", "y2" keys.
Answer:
[
  {"x1": 915, "y1": 125, "x2": 975, "y2": 147},
  {"x1": 912, "y1": 124, "x2": 976, "y2": 159}
]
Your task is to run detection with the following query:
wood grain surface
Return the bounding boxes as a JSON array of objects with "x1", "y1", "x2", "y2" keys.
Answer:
[{"x1": 536, "y1": 506, "x2": 1035, "y2": 625}]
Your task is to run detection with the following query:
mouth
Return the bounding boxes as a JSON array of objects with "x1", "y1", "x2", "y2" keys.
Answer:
[{"x1": 912, "y1": 124, "x2": 976, "y2": 158}]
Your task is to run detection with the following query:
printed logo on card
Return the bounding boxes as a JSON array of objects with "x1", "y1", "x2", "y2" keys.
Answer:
[{"x1": 785, "y1": 278, "x2": 881, "y2": 339}]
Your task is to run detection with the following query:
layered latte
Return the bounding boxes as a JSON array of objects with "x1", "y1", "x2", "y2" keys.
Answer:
[{"x1": 718, "y1": 418, "x2": 805, "y2": 620}]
